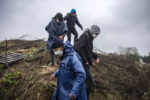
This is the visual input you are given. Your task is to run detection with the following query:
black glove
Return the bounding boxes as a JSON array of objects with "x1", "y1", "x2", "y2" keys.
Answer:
[{"x1": 81, "y1": 26, "x2": 83, "y2": 31}]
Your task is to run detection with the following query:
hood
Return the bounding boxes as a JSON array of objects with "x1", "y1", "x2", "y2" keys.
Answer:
[
  {"x1": 63, "y1": 40, "x2": 75, "y2": 56},
  {"x1": 52, "y1": 18, "x2": 63, "y2": 24},
  {"x1": 84, "y1": 28, "x2": 93, "y2": 39}
]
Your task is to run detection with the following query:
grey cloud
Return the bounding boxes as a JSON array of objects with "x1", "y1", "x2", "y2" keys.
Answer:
[{"x1": 0, "y1": 0, "x2": 149, "y2": 55}]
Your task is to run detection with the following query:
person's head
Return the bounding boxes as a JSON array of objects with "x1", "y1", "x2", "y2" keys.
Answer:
[
  {"x1": 70, "y1": 9, "x2": 76, "y2": 16},
  {"x1": 55, "y1": 13, "x2": 63, "y2": 23},
  {"x1": 90, "y1": 25, "x2": 101, "y2": 39},
  {"x1": 51, "y1": 38, "x2": 64, "y2": 56}
]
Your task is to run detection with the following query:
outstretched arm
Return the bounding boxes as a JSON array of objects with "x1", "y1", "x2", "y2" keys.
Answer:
[
  {"x1": 75, "y1": 16, "x2": 83, "y2": 30},
  {"x1": 63, "y1": 14, "x2": 69, "y2": 21},
  {"x1": 50, "y1": 69, "x2": 59, "y2": 80},
  {"x1": 53, "y1": 69, "x2": 59, "y2": 77}
]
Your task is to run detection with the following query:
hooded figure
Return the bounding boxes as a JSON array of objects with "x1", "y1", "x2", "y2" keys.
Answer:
[
  {"x1": 45, "y1": 12, "x2": 68, "y2": 66},
  {"x1": 50, "y1": 39, "x2": 87, "y2": 100},
  {"x1": 74, "y1": 25, "x2": 101, "y2": 99},
  {"x1": 45, "y1": 13, "x2": 68, "y2": 51}
]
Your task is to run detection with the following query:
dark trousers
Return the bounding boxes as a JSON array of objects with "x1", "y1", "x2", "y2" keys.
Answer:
[
  {"x1": 67, "y1": 28, "x2": 78, "y2": 43},
  {"x1": 83, "y1": 64, "x2": 94, "y2": 99}
]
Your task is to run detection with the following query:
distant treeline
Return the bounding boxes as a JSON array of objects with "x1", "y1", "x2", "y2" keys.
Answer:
[{"x1": 117, "y1": 47, "x2": 150, "y2": 63}]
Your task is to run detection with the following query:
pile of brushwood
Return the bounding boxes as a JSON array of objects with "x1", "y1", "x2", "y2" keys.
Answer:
[
  {"x1": 0, "y1": 39, "x2": 149, "y2": 100},
  {"x1": 92, "y1": 54, "x2": 150, "y2": 100}
]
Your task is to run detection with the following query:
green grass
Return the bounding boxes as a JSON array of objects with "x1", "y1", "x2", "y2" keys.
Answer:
[
  {"x1": 0, "y1": 64, "x2": 4, "y2": 73},
  {"x1": 1, "y1": 71, "x2": 22, "y2": 87}
]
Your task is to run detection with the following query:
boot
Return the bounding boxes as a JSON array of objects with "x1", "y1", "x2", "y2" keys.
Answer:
[
  {"x1": 54, "y1": 55, "x2": 59, "y2": 66},
  {"x1": 49, "y1": 53, "x2": 54, "y2": 66}
]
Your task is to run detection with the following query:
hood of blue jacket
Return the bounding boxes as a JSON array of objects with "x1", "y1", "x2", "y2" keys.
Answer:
[{"x1": 63, "y1": 40, "x2": 75, "y2": 56}]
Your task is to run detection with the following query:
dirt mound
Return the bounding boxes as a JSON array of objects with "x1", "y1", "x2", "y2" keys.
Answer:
[{"x1": 0, "y1": 39, "x2": 150, "y2": 100}]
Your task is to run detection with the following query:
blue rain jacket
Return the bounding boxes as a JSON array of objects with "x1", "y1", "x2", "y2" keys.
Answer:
[{"x1": 52, "y1": 41, "x2": 87, "y2": 100}]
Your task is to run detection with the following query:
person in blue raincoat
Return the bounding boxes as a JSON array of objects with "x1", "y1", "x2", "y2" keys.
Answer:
[
  {"x1": 45, "y1": 12, "x2": 68, "y2": 66},
  {"x1": 50, "y1": 38, "x2": 87, "y2": 100}
]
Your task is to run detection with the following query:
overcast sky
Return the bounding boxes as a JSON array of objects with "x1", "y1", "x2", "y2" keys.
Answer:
[{"x1": 0, "y1": 0, "x2": 150, "y2": 55}]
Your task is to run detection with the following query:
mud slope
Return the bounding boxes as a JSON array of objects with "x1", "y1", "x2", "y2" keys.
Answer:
[{"x1": 0, "y1": 39, "x2": 150, "y2": 100}]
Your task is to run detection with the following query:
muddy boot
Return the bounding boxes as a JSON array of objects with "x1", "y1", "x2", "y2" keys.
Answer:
[
  {"x1": 49, "y1": 53, "x2": 54, "y2": 66},
  {"x1": 54, "y1": 55, "x2": 59, "y2": 66}
]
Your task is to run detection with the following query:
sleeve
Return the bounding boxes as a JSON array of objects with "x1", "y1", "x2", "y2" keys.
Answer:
[
  {"x1": 86, "y1": 49, "x2": 93, "y2": 65},
  {"x1": 63, "y1": 14, "x2": 69, "y2": 21},
  {"x1": 53, "y1": 69, "x2": 59, "y2": 78},
  {"x1": 85, "y1": 41, "x2": 94, "y2": 65},
  {"x1": 45, "y1": 21, "x2": 52, "y2": 34},
  {"x1": 45, "y1": 21, "x2": 56, "y2": 38},
  {"x1": 93, "y1": 52, "x2": 98, "y2": 60},
  {"x1": 60, "y1": 22, "x2": 68, "y2": 37},
  {"x1": 81, "y1": 49, "x2": 88, "y2": 64},
  {"x1": 75, "y1": 16, "x2": 83, "y2": 30},
  {"x1": 70, "y1": 55, "x2": 86, "y2": 97}
]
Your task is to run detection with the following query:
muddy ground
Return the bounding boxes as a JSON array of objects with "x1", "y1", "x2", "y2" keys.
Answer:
[{"x1": 0, "y1": 39, "x2": 150, "y2": 100}]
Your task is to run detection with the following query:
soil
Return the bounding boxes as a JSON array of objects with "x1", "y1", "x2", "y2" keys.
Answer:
[{"x1": 0, "y1": 39, "x2": 150, "y2": 100}]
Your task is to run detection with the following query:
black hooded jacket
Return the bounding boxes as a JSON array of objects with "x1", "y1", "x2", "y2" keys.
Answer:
[
  {"x1": 74, "y1": 29, "x2": 98, "y2": 66},
  {"x1": 64, "y1": 13, "x2": 83, "y2": 30}
]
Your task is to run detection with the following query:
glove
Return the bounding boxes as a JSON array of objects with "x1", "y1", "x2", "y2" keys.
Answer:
[{"x1": 81, "y1": 26, "x2": 83, "y2": 31}]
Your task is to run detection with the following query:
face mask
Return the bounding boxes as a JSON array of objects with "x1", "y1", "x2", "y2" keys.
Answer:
[
  {"x1": 92, "y1": 34, "x2": 97, "y2": 39},
  {"x1": 56, "y1": 19, "x2": 61, "y2": 24},
  {"x1": 54, "y1": 50, "x2": 63, "y2": 56}
]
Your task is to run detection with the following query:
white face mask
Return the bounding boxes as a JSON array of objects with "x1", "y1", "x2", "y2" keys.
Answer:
[
  {"x1": 54, "y1": 50, "x2": 63, "y2": 56},
  {"x1": 92, "y1": 34, "x2": 97, "y2": 39}
]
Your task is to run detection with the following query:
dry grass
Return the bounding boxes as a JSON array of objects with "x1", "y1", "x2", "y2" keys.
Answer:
[{"x1": 0, "y1": 39, "x2": 150, "y2": 100}]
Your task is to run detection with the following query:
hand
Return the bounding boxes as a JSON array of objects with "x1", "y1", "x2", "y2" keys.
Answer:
[
  {"x1": 96, "y1": 58, "x2": 100, "y2": 63},
  {"x1": 50, "y1": 74, "x2": 55, "y2": 80},
  {"x1": 69, "y1": 94, "x2": 75, "y2": 99},
  {"x1": 85, "y1": 61, "x2": 89, "y2": 65},
  {"x1": 59, "y1": 35, "x2": 63, "y2": 40}
]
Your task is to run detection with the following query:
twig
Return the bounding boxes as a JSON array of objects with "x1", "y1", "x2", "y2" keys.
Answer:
[
  {"x1": 16, "y1": 34, "x2": 28, "y2": 40},
  {"x1": 94, "y1": 47, "x2": 108, "y2": 55}
]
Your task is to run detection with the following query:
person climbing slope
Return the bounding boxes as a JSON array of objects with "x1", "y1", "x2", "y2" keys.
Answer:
[
  {"x1": 64, "y1": 9, "x2": 83, "y2": 43},
  {"x1": 74, "y1": 25, "x2": 101, "y2": 99},
  {"x1": 45, "y1": 12, "x2": 68, "y2": 66},
  {"x1": 50, "y1": 38, "x2": 87, "y2": 100}
]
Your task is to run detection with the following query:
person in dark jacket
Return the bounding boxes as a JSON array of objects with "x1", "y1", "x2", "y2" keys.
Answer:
[
  {"x1": 50, "y1": 38, "x2": 87, "y2": 100},
  {"x1": 64, "y1": 9, "x2": 83, "y2": 43},
  {"x1": 74, "y1": 25, "x2": 101, "y2": 99},
  {"x1": 45, "y1": 13, "x2": 68, "y2": 66}
]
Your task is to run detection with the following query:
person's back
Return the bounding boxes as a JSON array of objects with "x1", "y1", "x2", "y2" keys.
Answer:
[{"x1": 74, "y1": 29, "x2": 94, "y2": 65}]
